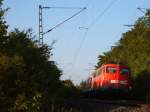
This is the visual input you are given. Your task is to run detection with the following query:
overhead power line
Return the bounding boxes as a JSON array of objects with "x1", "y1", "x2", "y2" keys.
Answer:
[
  {"x1": 73, "y1": 27, "x2": 88, "y2": 62},
  {"x1": 71, "y1": 0, "x2": 118, "y2": 64},
  {"x1": 123, "y1": 7, "x2": 148, "y2": 28},
  {"x1": 69, "y1": 27, "x2": 88, "y2": 72},
  {"x1": 38, "y1": 5, "x2": 86, "y2": 46},
  {"x1": 70, "y1": 0, "x2": 118, "y2": 69},
  {"x1": 43, "y1": 7, "x2": 86, "y2": 35},
  {"x1": 89, "y1": 0, "x2": 118, "y2": 29}
]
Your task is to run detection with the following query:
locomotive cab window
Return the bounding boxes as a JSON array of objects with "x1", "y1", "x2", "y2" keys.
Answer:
[
  {"x1": 96, "y1": 69, "x2": 101, "y2": 76},
  {"x1": 106, "y1": 67, "x2": 117, "y2": 73},
  {"x1": 120, "y1": 69, "x2": 129, "y2": 75},
  {"x1": 92, "y1": 72, "x2": 96, "y2": 77}
]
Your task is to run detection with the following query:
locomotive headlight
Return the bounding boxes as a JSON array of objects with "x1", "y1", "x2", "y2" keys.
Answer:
[{"x1": 110, "y1": 80, "x2": 119, "y2": 83}]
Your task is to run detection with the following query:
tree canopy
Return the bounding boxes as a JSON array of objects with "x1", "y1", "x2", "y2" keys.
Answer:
[
  {"x1": 0, "y1": 0, "x2": 78, "y2": 111},
  {"x1": 96, "y1": 10, "x2": 150, "y2": 77},
  {"x1": 96, "y1": 9, "x2": 150, "y2": 99}
]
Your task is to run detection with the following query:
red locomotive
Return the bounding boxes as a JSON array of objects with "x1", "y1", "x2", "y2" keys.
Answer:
[{"x1": 84, "y1": 63, "x2": 131, "y2": 95}]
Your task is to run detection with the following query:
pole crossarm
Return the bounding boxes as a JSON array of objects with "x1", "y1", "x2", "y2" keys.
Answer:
[
  {"x1": 123, "y1": 24, "x2": 134, "y2": 27},
  {"x1": 137, "y1": 7, "x2": 147, "y2": 14},
  {"x1": 42, "y1": 6, "x2": 84, "y2": 10}
]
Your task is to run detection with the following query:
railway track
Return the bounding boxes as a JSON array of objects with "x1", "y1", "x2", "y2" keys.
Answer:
[
  {"x1": 80, "y1": 98, "x2": 150, "y2": 106},
  {"x1": 65, "y1": 98, "x2": 150, "y2": 112}
]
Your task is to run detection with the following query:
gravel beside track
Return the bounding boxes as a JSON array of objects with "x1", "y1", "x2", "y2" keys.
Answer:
[{"x1": 65, "y1": 99, "x2": 150, "y2": 112}]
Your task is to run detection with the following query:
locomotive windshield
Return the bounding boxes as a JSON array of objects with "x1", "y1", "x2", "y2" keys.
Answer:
[
  {"x1": 120, "y1": 68, "x2": 129, "y2": 75},
  {"x1": 106, "y1": 67, "x2": 117, "y2": 73}
]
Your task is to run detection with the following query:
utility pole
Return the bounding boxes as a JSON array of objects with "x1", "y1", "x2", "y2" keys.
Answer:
[
  {"x1": 38, "y1": 5, "x2": 86, "y2": 47},
  {"x1": 137, "y1": 7, "x2": 147, "y2": 14},
  {"x1": 123, "y1": 7, "x2": 148, "y2": 29},
  {"x1": 39, "y1": 5, "x2": 43, "y2": 47},
  {"x1": 39, "y1": 5, "x2": 51, "y2": 47}
]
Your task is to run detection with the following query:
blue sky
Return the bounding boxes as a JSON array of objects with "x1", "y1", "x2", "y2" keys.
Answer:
[{"x1": 3, "y1": 0, "x2": 150, "y2": 84}]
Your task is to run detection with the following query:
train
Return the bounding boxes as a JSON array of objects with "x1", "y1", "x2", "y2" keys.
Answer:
[{"x1": 83, "y1": 63, "x2": 132, "y2": 97}]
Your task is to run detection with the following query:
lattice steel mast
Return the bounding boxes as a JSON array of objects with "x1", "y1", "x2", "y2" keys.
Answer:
[
  {"x1": 38, "y1": 5, "x2": 86, "y2": 46},
  {"x1": 39, "y1": 5, "x2": 43, "y2": 46}
]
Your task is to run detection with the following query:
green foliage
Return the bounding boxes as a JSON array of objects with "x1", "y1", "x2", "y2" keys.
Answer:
[
  {"x1": 96, "y1": 9, "x2": 150, "y2": 100},
  {"x1": 78, "y1": 80, "x2": 87, "y2": 89},
  {"x1": 0, "y1": 29, "x2": 62, "y2": 111},
  {"x1": 131, "y1": 70, "x2": 150, "y2": 100},
  {"x1": 0, "y1": 4, "x2": 8, "y2": 36},
  {"x1": 78, "y1": 80, "x2": 91, "y2": 90},
  {"x1": 0, "y1": 1, "x2": 80, "y2": 111},
  {"x1": 61, "y1": 80, "x2": 80, "y2": 98},
  {"x1": 62, "y1": 79, "x2": 74, "y2": 88}
]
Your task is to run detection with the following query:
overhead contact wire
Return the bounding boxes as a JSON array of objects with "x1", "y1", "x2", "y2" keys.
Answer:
[
  {"x1": 73, "y1": 29, "x2": 89, "y2": 65},
  {"x1": 43, "y1": 7, "x2": 86, "y2": 35},
  {"x1": 89, "y1": 0, "x2": 118, "y2": 29}
]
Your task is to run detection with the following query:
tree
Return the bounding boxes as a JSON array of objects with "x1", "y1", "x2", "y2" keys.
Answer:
[
  {"x1": 61, "y1": 80, "x2": 80, "y2": 98},
  {"x1": 96, "y1": 9, "x2": 150, "y2": 100},
  {"x1": 0, "y1": 0, "x2": 8, "y2": 36},
  {"x1": 96, "y1": 9, "x2": 150, "y2": 77},
  {"x1": 131, "y1": 70, "x2": 150, "y2": 100},
  {"x1": 0, "y1": 0, "x2": 8, "y2": 57},
  {"x1": 0, "y1": 29, "x2": 63, "y2": 111},
  {"x1": 0, "y1": 0, "x2": 82, "y2": 111}
]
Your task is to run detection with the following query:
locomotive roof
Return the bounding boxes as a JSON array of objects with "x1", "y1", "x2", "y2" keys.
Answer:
[
  {"x1": 99, "y1": 63, "x2": 128, "y2": 68},
  {"x1": 90, "y1": 63, "x2": 129, "y2": 76}
]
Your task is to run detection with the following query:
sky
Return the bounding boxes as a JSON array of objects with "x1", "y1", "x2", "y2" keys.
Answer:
[{"x1": 3, "y1": 0, "x2": 150, "y2": 84}]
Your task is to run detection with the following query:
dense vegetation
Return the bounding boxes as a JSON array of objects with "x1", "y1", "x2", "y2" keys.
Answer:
[
  {"x1": 0, "y1": 0, "x2": 78, "y2": 111},
  {"x1": 1, "y1": 0, "x2": 150, "y2": 111},
  {"x1": 96, "y1": 9, "x2": 150, "y2": 100}
]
